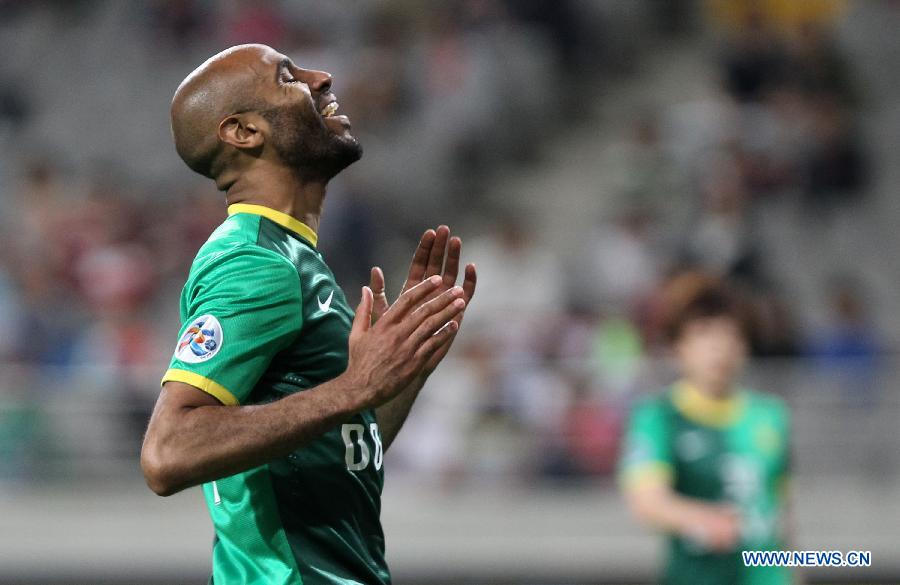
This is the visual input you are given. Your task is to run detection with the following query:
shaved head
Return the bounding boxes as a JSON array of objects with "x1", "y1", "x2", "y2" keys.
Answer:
[
  {"x1": 171, "y1": 44, "x2": 360, "y2": 184},
  {"x1": 171, "y1": 44, "x2": 269, "y2": 178}
]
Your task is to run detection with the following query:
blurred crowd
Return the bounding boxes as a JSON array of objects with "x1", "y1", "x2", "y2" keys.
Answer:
[
  {"x1": 0, "y1": 0, "x2": 893, "y2": 485},
  {"x1": 390, "y1": 0, "x2": 890, "y2": 483}
]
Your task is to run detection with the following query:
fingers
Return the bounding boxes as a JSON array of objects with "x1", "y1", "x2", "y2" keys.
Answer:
[
  {"x1": 451, "y1": 263, "x2": 478, "y2": 326},
  {"x1": 442, "y1": 236, "x2": 462, "y2": 288},
  {"x1": 381, "y1": 275, "x2": 443, "y2": 324},
  {"x1": 410, "y1": 296, "x2": 465, "y2": 348},
  {"x1": 425, "y1": 225, "x2": 450, "y2": 277},
  {"x1": 415, "y1": 320, "x2": 459, "y2": 363},
  {"x1": 405, "y1": 288, "x2": 466, "y2": 345},
  {"x1": 351, "y1": 286, "x2": 374, "y2": 335},
  {"x1": 420, "y1": 318, "x2": 461, "y2": 369},
  {"x1": 461, "y1": 262, "x2": 476, "y2": 302},
  {"x1": 404, "y1": 229, "x2": 436, "y2": 290},
  {"x1": 369, "y1": 266, "x2": 389, "y2": 322},
  {"x1": 369, "y1": 266, "x2": 386, "y2": 297}
]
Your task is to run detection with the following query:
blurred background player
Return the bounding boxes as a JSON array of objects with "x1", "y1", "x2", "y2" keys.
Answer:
[{"x1": 619, "y1": 274, "x2": 792, "y2": 585}]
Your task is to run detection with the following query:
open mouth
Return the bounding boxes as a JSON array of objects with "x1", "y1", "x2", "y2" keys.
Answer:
[
  {"x1": 318, "y1": 95, "x2": 351, "y2": 131},
  {"x1": 320, "y1": 101, "x2": 339, "y2": 118}
]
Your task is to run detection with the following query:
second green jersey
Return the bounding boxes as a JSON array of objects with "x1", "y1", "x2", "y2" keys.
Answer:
[
  {"x1": 162, "y1": 204, "x2": 389, "y2": 585},
  {"x1": 619, "y1": 382, "x2": 791, "y2": 585}
]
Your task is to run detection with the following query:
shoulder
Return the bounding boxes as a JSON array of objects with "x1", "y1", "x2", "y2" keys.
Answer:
[
  {"x1": 186, "y1": 231, "x2": 300, "y2": 304},
  {"x1": 627, "y1": 390, "x2": 674, "y2": 427},
  {"x1": 190, "y1": 244, "x2": 297, "y2": 287},
  {"x1": 189, "y1": 215, "x2": 298, "y2": 282},
  {"x1": 619, "y1": 390, "x2": 676, "y2": 487},
  {"x1": 633, "y1": 387, "x2": 676, "y2": 413},
  {"x1": 742, "y1": 389, "x2": 790, "y2": 426},
  {"x1": 193, "y1": 214, "x2": 286, "y2": 263}
]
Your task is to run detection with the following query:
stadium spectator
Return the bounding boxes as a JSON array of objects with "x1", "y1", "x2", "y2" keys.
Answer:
[
  {"x1": 721, "y1": 11, "x2": 788, "y2": 103},
  {"x1": 577, "y1": 208, "x2": 662, "y2": 313},
  {"x1": 801, "y1": 97, "x2": 869, "y2": 209},
  {"x1": 682, "y1": 154, "x2": 764, "y2": 286},
  {"x1": 464, "y1": 214, "x2": 564, "y2": 341},
  {"x1": 806, "y1": 277, "x2": 881, "y2": 405}
]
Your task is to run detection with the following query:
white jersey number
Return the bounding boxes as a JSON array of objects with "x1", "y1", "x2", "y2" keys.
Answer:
[{"x1": 341, "y1": 423, "x2": 383, "y2": 472}]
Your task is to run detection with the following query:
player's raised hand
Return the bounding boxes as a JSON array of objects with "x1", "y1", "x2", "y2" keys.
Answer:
[
  {"x1": 362, "y1": 225, "x2": 476, "y2": 393},
  {"x1": 409, "y1": 225, "x2": 476, "y2": 316},
  {"x1": 367, "y1": 227, "x2": 438, "y2": 324},
  {"x1": 369, "y1": 224, "x2": 476, "y2": 329},
  {"x1": 345, "y1": 276, "x2": 466, "y2": 409},
  {"x1": 402, "y1": 225, "x2": 477, "y2": 374},
  {"x1": 419, "y1": 233, "x2": 476, "y2": 374}
]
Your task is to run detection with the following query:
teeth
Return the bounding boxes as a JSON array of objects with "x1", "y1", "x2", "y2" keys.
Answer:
[{"x1": 322, "y1": 102, "x2": 339, "y2": 117}]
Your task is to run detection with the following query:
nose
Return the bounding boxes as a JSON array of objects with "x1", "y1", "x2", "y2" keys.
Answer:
[{"x1": 299, "y1": 68, "x2": 333, "y2": 95}]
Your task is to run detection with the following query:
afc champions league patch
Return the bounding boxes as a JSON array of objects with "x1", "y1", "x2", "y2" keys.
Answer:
[{"x1": 174, "y1": 315, "x2": 223, "y2": 363}]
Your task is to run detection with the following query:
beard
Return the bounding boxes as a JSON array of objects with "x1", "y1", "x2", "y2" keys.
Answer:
[{"x1": 261, "y1": 102, "x2": 362, "y2": 182}]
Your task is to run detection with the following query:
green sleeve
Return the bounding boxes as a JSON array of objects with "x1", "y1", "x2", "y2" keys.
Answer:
[
  {"x1": 162, "y1": 246, "x2": 302, "y2": 405},
  {"x1": 618, "y1": 397, "x2": 674, "y2": 490}
]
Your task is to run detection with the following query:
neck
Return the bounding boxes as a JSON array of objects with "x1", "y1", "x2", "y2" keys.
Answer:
[
  {"x1": 682, "y1": 376, "x2": 734, "y2": 400},
  {"x1": 673, "y1": 379, "x2": 742, "y2": 427},
  {"x1": 223, "y1": 165, "x2": 327, "y2": 234}
]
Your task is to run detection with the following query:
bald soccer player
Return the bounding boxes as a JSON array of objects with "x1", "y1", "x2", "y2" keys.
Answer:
[{"x1": 141, "y1": 44, "x2": 477, "y2": 585}]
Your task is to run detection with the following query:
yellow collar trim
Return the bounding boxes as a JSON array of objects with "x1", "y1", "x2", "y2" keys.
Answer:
[
  {"x1": 227, "y1": 203, "x2": 318, "y2": 247},
  {"x1": 672, "y1": 381, "x2": 744, "y2": 428}
]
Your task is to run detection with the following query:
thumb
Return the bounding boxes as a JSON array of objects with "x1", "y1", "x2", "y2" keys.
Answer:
[
  {"x1": 369, "y1": 266, "x2": 386, "y2": 296},
  {"x1": 352, "y1": 286, "x2": 374, "y2": 335},
  {"x1": 369, "y1": 266, "x2": 389, "y2": 321}
]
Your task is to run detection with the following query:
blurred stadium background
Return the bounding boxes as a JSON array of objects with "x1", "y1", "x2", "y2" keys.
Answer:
[{"x1": 0, "y1": 0, "x2": 899, "y2": 583}]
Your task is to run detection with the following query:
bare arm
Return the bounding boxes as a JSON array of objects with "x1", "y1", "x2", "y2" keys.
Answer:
[
  {"x1": 374, "y1": 379, "x2": 425, "y2": 451},
  {"x1": 624, "y1": 480, "x2": 741, "y2": 552},
  {"x1": 142, "y1": 377, "x2": 359, "y2": 496},
  {"x1": 371, "y1": 227, "x2": 477, "y2": 450},
  {"x1": 141, "y1": 276, "x2": 466, "y2": 496}
]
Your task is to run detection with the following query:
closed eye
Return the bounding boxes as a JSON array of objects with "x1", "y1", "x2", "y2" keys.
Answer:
[{"x1": 278, "y1": 60, "x2": 302, "y2": 84}]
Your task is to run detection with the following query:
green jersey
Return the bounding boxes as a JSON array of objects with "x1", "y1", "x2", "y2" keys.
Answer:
[
  {"x1": 619, "y1": 382, "x2": 791, "y2": 585},
  {"x1": 162, "y1": 203, "x2": 389, "y2": 585}
]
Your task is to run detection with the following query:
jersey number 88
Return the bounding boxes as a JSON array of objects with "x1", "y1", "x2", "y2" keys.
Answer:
[{"x1": 341, "y1": 423, "x2": 383, "y2": 472}]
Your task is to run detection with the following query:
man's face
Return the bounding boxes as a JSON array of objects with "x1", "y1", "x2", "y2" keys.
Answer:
[
  {"x1": 256, "y1": 50, "x2": 362, "y2": 180},
  {"x1": 675, "y1": 316, "x2": 747, "y2": 394}
]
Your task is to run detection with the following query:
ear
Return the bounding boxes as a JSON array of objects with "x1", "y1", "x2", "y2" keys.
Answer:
[{"x1": 217, "y1": 113, "x2": 266, "y2": 151}]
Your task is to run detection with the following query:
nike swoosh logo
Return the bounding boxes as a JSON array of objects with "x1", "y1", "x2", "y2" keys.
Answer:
[{"x1": 318, "y1": 290, "x2": 334, "y2": 313}]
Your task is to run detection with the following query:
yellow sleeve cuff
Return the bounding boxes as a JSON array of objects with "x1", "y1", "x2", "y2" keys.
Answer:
[
  {"x1": 161, "y1": 368, "x2": 239, "y2": 406},
  {"x1": 619, "y1": 462, "x2": 674, "y2": 491}
]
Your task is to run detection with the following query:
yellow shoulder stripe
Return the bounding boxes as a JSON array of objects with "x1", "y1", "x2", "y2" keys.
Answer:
[
  {"x1": 619, "y1": 461, "x2": 674, "y2": 491},
  {"x1": 161, "y1": 368, "x2": 239, "y2": 406}
]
